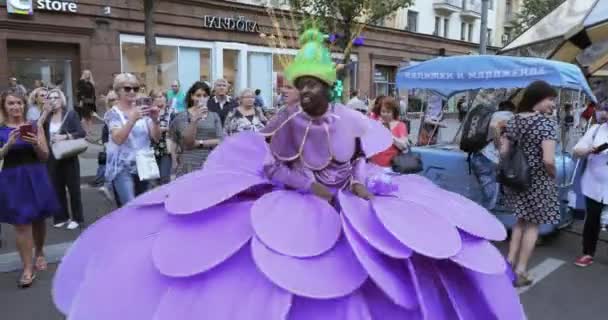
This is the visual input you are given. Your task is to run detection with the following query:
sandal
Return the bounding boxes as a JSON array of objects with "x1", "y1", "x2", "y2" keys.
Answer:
[
  {"x1": 17, "y1": 272, "x2": 36, "y2": 289},
  {"x1": 35, "y1": 256, "x2": 48, "y2": 271},
  {"x1": 514, "y1": 272, "x2": 533, "y2": 288}
]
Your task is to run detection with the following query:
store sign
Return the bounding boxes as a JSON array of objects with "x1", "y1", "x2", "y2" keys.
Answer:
[
  {"x1": 202, "y1": 15, "x2": 260, "y2": 33},
  {"x1": 6, "y1": 0, "x2": 78, "y2": 15}
]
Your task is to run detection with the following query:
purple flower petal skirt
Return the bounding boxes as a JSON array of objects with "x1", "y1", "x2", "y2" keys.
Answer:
[{"x1": 53, "y1": 132, "x2": 525, "y2": 319}]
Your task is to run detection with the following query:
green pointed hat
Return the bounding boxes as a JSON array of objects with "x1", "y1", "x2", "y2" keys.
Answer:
[{"x1": 285, "y1": 29, "x2": 336, "y2": 86}]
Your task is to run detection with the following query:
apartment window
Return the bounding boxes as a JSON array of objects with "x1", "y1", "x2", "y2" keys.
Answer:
[
  {"x1": 460, "y1": 22, "x2": 466, "y2": 41},
  {"x1": 443, "y1": 18, "x2": 450, "y2": 38},
  {"x1": 467, "y1": 23, "x2": 474, "y2": 42},
  {"x1": 434, "y1": 16, "x2": 441, "y2": 36},
  {"x1": 406, "y1": 11, "x2": 418, "y2": 32},
  {"x1": 487, "y1": 28, "x2": 493, "y2": 45}
]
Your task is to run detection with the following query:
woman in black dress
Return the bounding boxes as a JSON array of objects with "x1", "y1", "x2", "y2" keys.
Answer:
[
  {"x1": 500, "y1": 80, "x2": 559, "y2": 287},
  {"x1": 77, "y1": 70, "x2": 97, "y2": 134}
]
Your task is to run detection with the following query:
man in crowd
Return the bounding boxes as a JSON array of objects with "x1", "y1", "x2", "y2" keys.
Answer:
[
  {"x1": 167, "y1": 80, "x2": 186, "y2": 113},
  {"x1": 346, "y1": 90, "x2": 367, "y2": 114},
  {"x1": 8, "y1": 76, "x2": 27, "y2": 96},
  {"x1": 207, "y1": 78, "x2": 237, "y2": 124},
  {"x1": 254, "y1": 89, "x2": 265, "y2": 109}
]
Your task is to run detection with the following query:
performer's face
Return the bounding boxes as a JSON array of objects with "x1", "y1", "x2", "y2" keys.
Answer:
[{"x1": 296, "y1": 76, "x2": 329, "y2": 117}]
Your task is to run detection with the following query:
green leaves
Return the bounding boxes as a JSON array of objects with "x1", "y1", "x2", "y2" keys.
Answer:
[{"x1": 512, "y1": 0, "x2": 565, "y2": 38}]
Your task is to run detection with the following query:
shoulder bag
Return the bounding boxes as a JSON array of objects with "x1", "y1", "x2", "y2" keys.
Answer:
[
  {"x1": 51, "y1": 113, "x2": 88, "y2": 160},
  {"x1": 497, "y1": 116, "x2": 541, "y2": 192}
]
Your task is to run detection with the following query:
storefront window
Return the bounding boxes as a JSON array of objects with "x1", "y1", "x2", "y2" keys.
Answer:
[
  {"x1": 374, "y1": 65, "x2": 396, "y2": 98},
  {"x1": 8, "y1": 58, "x2": 74, "y2": 107},
  {"x1": 200, "y1": 49, "x2": 211, "y2": 83},
  {"x1": 121, "y1": 43, "x2": 178, "y2": 92},
  {"x1": 223, "y1": 49, "x2": 239, "y2": 95}
]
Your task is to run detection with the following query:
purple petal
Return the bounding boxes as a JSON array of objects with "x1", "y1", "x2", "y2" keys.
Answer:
[
  {"x1": 251, "y1": 236, "x2": 368, "y2": 299},
  {"x1": 53, "y1": 205, "x2": 169, "y2": 314},
  {"x1": 288, "y1": 291, "x2": 371, "y2": 320},
  {"x1": 398, "y1": 186, "x2": 506, "y2": 241},
  {"x1": 339, "y1": 191, "x2": 412, "y2": 259},
  {"x1": 203, "y1": 132, "x2": 268, "y2": 176},
  {"x1": 372, "y1": 197, "x2": 461, "y2": 259},
  {"x1": 449, "y1": 233, "x2": 506, "y2": 275},
  {"x1": 360, "y1": 118, "x2": 393, "y2": 157},
  {"x1": 435, "y1": 260, "x2": 497, "y2": 320},
  {"x1": 407, "y1": 255, "x2": 457, "y2": 319},
  {"x1": 153, "y1": 201, "x2": 254, "y2": 277},
  {"x1": 165, "y1": 171, "x2": 267, "y2": 214},
  {"x1": 251, "y1": 191, "x2": 341, "y2": 258},
  {"x1": 129, "y1": 183, "x2": 171, "y2": 207},
  {"x1": 342, "y1": 217, "x2": 418, "y2": 309},
  {"x1": 362, "y1": 281, "x2": 423, "y2": 319},
  {"x1": 153, "y1": 246, "x2": 292, "y2": 320},
  {"x1": 465, "y1": 266, "x2": 526, "y2": 319},
  {"x1": 64, "y1": 236, "x2": 173, "y2": 320}
]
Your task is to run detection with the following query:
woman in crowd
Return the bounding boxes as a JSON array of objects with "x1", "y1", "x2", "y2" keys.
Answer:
[
  {"x1": 368, "y1": 95, "x2": 386, "y2": 119},
  {"x1": 369, "y1": 97, "x2": 409, "y2": 167},
  {"x1": 39, "y1": 88, "x2": 86, "y2": 230},
  {"x1": 77, "y1": 70, "x2": 98, "y2": 133},
  {"x1": 27, "y1": 87, "x2": 48, "y2": 122},
  {"x1": 170, "y1": 81, "x2": 222, "y2": 177},
  {"x1": 150, "y1": 89, "x2": 173, "y2": 185},
  {"x1": 501, "y1": 80, "x2": 559, "y2": 287},
  {"x1": 572, "y1": 102, "x2": 608, "y2": 268},
  {"x1": 0, "y1": 91, "x2": 58, "y2": 287},
  {"x1": 104, "y1": 73, "x2": 161, "y2": 206},
  {"x1": 224, "y1": 88, "x2": 267, "y2": 136}
]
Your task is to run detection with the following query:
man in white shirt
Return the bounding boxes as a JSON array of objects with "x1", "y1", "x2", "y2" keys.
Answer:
[{"x1": 346, "y1": 90, "x2": 367, "y2": 114}]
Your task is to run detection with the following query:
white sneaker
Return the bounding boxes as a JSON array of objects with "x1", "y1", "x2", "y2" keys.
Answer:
[
  {"x1": 53, "y1": 222, "x2": 67, "y2": 228},
  {"x1": 66, "y1": 221, "x2": 80, "y2": 230}
]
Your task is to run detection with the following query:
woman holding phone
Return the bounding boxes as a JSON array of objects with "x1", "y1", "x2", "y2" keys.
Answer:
[
  {"x1": 169, "y1": 81, "x2": 222, "y2": 177},
  {"x1": 573, "y1": 103, "x2": 608, "y2": 268},
  {"x1": 103, "y1": 73, "x2": 161, "y2": 206},
  {"x1": 39, "y1": 88, "x2": 86, "y2": 230},
  {"x1": 0, "y1": 91, "x2": 59, "y2": 288}
]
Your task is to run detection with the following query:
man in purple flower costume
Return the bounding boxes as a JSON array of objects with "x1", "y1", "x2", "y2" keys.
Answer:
[{"x1": 52, "y1": 29, "x2": 525, "y2": 319}]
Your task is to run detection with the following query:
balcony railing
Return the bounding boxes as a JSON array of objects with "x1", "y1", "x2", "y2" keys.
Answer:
[
  {"x1": 461, "y1": 0, "x2": 481, "y2": 19},
  {"x1": 433, "y1": 0, "x2": 463, "y2": 14}
]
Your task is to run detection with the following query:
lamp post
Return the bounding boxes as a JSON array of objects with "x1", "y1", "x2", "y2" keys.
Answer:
[{"x1": 480, "y1": 0, "x2": 489, "y2": 54}]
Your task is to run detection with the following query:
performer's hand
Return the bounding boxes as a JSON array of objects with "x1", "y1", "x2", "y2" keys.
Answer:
[
  {"x1": 351, "y1": 183, "x2": 374, "y2": 200},
  {"x1": 311, "y1": 182, "x2": 333, "y2": 202}
]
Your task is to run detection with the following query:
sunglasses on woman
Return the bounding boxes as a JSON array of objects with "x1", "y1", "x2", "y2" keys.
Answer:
[{"x1": 122, "y1": 86, "x2": 140, "y2": 93}]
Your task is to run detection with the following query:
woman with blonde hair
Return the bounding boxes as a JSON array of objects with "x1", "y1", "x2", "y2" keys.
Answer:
[
  {"x1": 0, "y1": 91, "x2": 58, "y2": 287},
  {"x1": 39, "y1": 88, "x2": 86, "y2": 229},
  {"x1": 104, "y1": 73, "x2": 161, "y2": 206},
  {"x1": 27, "y1": 87, "x2": 49, "y2": 122},
  {"x1": 77, "y1": 69, "x2": 98, "y2": 133}
]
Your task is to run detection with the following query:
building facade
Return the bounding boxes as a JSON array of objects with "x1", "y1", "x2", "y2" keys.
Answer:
[{"x1": 1, "y1": 0, "x2": 484, "y2": 106}]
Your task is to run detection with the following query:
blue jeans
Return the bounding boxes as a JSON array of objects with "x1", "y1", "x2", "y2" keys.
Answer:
[
  {"x1": 470, "y1": 152, "x2": 499, "y2": 210},
  {"x1": 94, "y1": 164, "x2": 106, "y2": 186},
  {"x1": 111, "y1": 169, "x2": 150, "y2": 207},
  {"x1": 156, "y1": 155, "x2": 172, "y2": 185}
]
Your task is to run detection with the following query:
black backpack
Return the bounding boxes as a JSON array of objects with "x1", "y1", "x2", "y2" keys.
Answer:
[
  {"x1": 460, "y1": 104, "x2": 496, "y2": 153},
  {"x1": 497, "y1": 116, "x2": 541, "y2": 192}
]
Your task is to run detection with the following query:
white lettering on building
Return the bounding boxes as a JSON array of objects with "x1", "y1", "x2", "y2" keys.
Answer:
[{"x1": 36, "y1": 0, "x2": 78, "y2": 13}]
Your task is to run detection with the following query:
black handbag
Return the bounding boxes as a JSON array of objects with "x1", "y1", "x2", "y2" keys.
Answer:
[
  {"x1": 391, "y1": 151, "x2": 423, "y2": 174},
  {"x1": 498, "y1": 117, "x2": 540, "y2": 192}
]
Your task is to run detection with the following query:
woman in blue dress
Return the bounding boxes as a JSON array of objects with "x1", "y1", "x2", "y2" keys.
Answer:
[{"x1": 0, "y1": 91, "x2": 59, "y2": 288}]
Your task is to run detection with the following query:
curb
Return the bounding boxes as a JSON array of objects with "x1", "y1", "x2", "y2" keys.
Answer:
[{"x1": 0, "y1": 242, "x2": 72, "y2": 273}]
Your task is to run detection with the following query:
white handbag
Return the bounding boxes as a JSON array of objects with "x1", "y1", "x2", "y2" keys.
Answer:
[
  {"x1": 52, "y1": 138, "x2": 88, "y2": 160},
  {"x1": 136, "y1": 148, "x2": 160, "y2": 181},
  {"x1": 51, "y1": 112, "x2": 88, "y2": 160}
]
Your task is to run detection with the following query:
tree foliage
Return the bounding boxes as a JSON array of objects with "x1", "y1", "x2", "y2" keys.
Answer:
[
  {"x1": 513, "y1": 0, "x2": 566, "y2": 37},
  {"x1": 289, "y1": 0, "x2": 413, "y2": 66}
]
